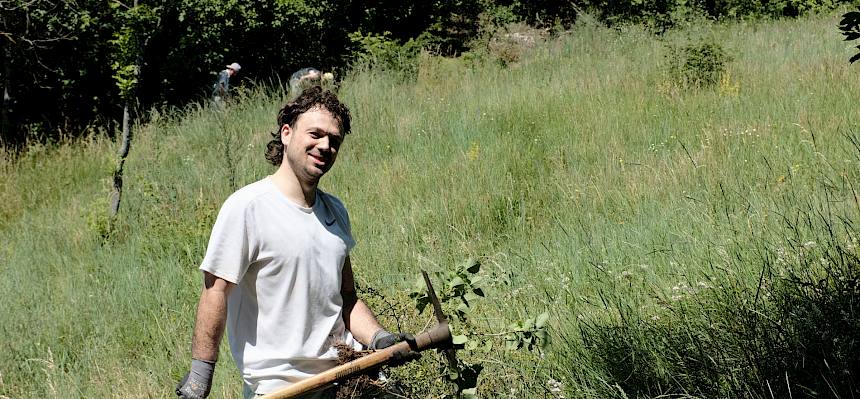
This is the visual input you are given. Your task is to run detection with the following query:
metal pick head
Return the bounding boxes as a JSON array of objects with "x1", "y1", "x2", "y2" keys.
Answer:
[{"x1": 421, "y1": 269, "x2": 458, "y2": 368}]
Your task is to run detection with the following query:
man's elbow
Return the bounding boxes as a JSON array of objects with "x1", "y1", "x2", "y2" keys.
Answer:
[
  {"x1": 203, "y1": 271, "x2": 234, "y2": 295},
  {"x1": 342, "y1": 290, "x2": 358, "y2": 309}
]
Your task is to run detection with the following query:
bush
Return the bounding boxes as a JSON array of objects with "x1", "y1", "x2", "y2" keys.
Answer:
[
  {"x1": 663, "y1": 37, "x2": 732, "y2": 89},
  {"x1": 348, "y1": 31, "x2": 434, "y2": 76},
  {"x1": 461, "y1": 14, "x2": 549, "y2": 68},
  {"x1": 486, "y1": 23, "x2": 549, "y2": 66},
  {"x1": 839, "y1": 7, "x2": 860, "y2": 64}
]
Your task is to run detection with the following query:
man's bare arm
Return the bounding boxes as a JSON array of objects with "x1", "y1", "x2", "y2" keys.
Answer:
[
  {"x1": 176, "y1": 272, "x2": 233, "y2": 398},
  {"x1": 340, "y1": 256, "x2": 384, "y2": 346},
  {"x1": 191, "y1": 271, "x2": 234, "y2": 361}
]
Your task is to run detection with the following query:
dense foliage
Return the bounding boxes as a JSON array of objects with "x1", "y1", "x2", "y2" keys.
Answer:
[
  {"x1": 839, "y1": 6, "x2": 860, "y2": 63},
  {"x1": 0, "y1": 0, "x2": 852, "y2": 146}
]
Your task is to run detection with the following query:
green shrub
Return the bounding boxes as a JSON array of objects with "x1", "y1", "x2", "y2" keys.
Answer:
[
  {"x1": 839, "y1": 7, "x2": 860, "y2": 64},
  {"x1": 664, "y1": 37, "x2": 732, "y2": 89},
  {"x1": 348, "y1": 31, "x2": 434, "y2": 76},
  {"x1": 462, "y1": 19, "x2": 548, "y2": 68},
  {"x1": 487, "y1": 23, "x2": 548, "y2": 66}
]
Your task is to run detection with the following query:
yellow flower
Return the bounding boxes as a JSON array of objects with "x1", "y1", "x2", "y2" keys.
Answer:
[
  {"x1": 719, "y1": 71, "x2": 740, "y2": 96},
  {"x1": 467, "y1": 142, "x2": 480, "y2": 161}
]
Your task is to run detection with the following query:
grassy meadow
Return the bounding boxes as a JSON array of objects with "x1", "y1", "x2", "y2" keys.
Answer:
[{"x1": 2, "y1": 11, "x2": 859, "y2": 398}]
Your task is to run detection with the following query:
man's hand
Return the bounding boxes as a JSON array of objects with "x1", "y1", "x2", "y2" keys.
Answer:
[
  {"x1": 369, "y1": 330, "x2": 421, "y2": 366},
  {"x1": 369, "y1": 329, "x2": 406, "y2": 350},
  {"x1": 176, "y1": 358, "x2": 215, "y2": 399}
]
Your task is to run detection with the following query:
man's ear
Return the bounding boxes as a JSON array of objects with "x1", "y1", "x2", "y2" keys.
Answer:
[{"x1": 280, "y1": 124, "x2": 291, "y2": 146}]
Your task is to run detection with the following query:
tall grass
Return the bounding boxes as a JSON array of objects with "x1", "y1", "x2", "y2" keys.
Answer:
[{"x1": 1, "y1": 11, "x2": 858, "y2": 398}]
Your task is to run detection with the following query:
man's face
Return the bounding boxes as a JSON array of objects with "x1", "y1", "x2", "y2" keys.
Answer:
[{"x1": 281, "y1": 107, "x2": 344, "y2": 184}]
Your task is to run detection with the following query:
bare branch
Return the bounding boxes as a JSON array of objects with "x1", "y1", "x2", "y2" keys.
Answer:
[
  {"x1": 0, "y1": 32, "x2": 15, "y2": 44},
  {"x1": 0, "y1": 0, "x2": 39, "y2": 12},
  {"x1": 113, "y1": 0, "x2": 133, "y2": 10}
]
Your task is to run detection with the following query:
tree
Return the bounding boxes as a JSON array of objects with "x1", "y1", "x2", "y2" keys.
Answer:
[
  {"x1": 0, "y1": 0, "x2": 116, "y2": 146},
  {"x1": 839, "y1": 6, "x2": 860, "y2": 64},
  {"x1": 108, "y1": 0, "x2": 161, "y2": 220}
]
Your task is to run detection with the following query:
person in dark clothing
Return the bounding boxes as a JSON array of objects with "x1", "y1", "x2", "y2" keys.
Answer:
[{"x1": 212, "y1": 62, "x2": 241, "y2": 107}]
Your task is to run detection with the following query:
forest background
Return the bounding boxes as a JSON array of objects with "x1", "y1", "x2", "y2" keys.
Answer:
[{"x1": 1, "y1": 0, "x2": 854, "y2": 147}]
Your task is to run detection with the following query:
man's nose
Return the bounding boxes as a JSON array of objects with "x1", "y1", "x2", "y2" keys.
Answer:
[{"x1": 317, "y1": 135, "x2": 332, "y2": 151}]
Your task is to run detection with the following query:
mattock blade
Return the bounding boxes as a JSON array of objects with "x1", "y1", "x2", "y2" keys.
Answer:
[{"x1": 421, "y1": 269, "x2": 458, "y2": 368}]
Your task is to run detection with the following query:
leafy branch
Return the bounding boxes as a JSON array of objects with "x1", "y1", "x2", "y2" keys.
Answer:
[
  {"x1": 410, "y1": 258, "x2": 550, "y2": 398},
  {"x1": 109, "y1": 1, "x2": 160, "y2": 100},
  {"x1": 839, "y1": 7, "x2": 860, "y2": 64}
]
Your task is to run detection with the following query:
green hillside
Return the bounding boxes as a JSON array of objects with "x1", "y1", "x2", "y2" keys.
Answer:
[{"x1": 1, "y1": 12, "x2": 859, "y2": 398}]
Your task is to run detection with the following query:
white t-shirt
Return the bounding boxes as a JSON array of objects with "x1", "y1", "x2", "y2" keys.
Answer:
[{"x1": 200, "y1": 177, "x2": 360, "y2": 395}]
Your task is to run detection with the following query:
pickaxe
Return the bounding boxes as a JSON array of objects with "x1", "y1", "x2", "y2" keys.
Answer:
[{"x1": 259, "y1": 270, "x2": 457, "y2": 399}]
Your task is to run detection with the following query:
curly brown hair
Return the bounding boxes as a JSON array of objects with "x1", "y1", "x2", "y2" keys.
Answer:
[{"x1": 265, "y1": 86, "x2": 352, "y2": 166}]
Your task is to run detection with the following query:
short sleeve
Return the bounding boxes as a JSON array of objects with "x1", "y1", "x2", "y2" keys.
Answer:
[
  {"x1": 321, "y1": 192, "x2": 355, "y2": 252},
  {"x1": 199, "y1": 195, "x2": 255, "y2": 283}
]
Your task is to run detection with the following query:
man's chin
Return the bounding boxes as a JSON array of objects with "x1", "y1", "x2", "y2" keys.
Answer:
[{"x1": 304, "y1": 166, "x2": 328, "y2": 181}]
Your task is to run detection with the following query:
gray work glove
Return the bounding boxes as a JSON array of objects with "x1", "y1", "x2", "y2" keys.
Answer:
[
  {"x1": 369, "y1": 329, "x2": 407, "y2": 350},
  {"x1": 176, "y1": 358, "x2": 215, "y2": 399},
  {"x1": 369, "y1": 330, "x2": 421, "y2": 366}
]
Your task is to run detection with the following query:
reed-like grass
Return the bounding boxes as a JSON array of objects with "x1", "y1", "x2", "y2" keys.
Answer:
[{"x1": 1, "y1": 11, "x2": 858, "y2": 398}]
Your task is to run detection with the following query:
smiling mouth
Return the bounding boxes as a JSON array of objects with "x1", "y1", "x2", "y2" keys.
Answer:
[{"x1": 309, "y1": 154, "x2": 329, "y2": 166}]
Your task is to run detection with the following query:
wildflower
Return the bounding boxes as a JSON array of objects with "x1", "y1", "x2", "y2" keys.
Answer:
[
  {"x1": 775, "y1": 247, "x2": 789, "y2": 265},
  {"x1": 803, "y1": 241, "x2": 816, "y2": 249},
  {"x1": 547, "y1": 378, "x2": 565, "y2": 398},
  {"x1": 671, "y1": 294, "x2": 683, "y2": 301}
]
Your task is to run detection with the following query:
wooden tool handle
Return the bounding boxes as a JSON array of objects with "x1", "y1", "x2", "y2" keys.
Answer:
[{"x1": 258, "y1": 323, "x2": 451, "y2": 399}]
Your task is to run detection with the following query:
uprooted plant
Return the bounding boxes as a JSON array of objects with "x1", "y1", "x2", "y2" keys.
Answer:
[{"x1": 408, "y1": 258, "x2": 550, "y2": 398}]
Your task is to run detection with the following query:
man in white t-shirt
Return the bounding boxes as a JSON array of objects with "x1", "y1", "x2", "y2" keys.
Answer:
[{"x1": 176, "y1": 87, "x2": 408, "y2": 398}]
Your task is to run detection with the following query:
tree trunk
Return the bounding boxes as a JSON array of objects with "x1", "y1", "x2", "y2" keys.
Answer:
[
  {"x1": 108, "y1": 0, "x2": 140, "y2": 222},
  {"x1": 109, "y1": 102, "x2": 132, "y2": 219},
  {"x1": 1, "y1": 43, "x2": 12, "y2": 147}
]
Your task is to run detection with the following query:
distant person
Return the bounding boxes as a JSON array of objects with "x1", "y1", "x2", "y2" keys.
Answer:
[
  {"x1": 289, "y1": 67, "x2": 334, "y2": 98},
  {"x1": 212, "y1": 62, "x2": 241, "y2": 107}
]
